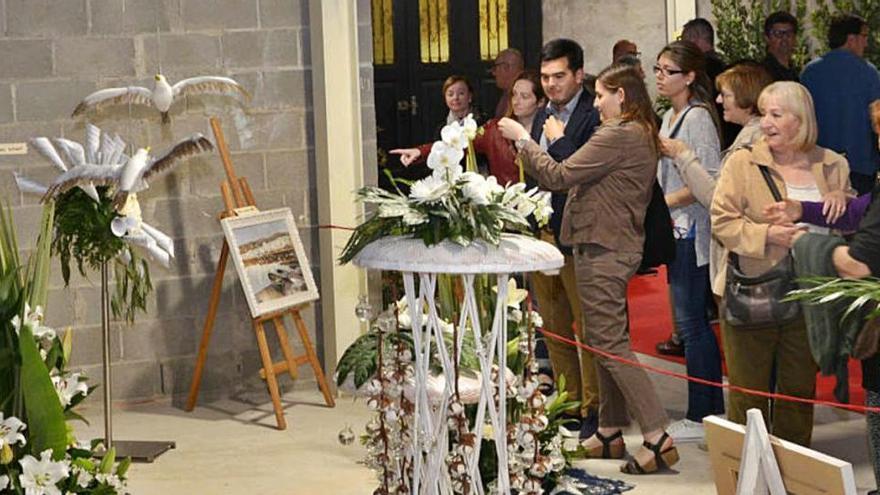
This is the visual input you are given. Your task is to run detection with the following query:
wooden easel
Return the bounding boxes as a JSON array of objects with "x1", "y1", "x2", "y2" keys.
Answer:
[{"x1": 185, "y1": 117, "x2": 335, "y2": 430}]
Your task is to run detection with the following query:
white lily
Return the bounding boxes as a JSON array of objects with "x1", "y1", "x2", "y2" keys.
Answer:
[
  {"x1": 409, "y1": 174, "x2": 450, "y2": 204},
  {"x1": 95, "y1": 473, "x2": 124, "y2": 490},
  {"x1": 50, "y1": 372, "x2": 89, "y2": 407},
  {"x1": 19, "y1": 449, "x2": 69, "y2": 495},
  {"x1": 0, "y1": 413, "x2": 26, "y2": 448},
  {"x1": 462, "y1": 173, "x2": 503, "y2": 206},
  {"x1": 493, "y1": 278, "x2": 528, "y2": 309},
  {"x1": 11, "y1": 304, "x2": 55, "y2": 341},
  {"x1": 0, "y1": 475, "x2": 8, "y2": 490},
  {"x1": 440, "y1": 122, "x2": 468, "y2": 150}
]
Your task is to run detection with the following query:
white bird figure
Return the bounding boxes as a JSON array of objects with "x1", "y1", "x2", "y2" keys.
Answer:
[
  {"x1": 14, "y1": 126, "x2": 215, "y2": 268},
  {"x1": 41, "y1": 133, "x2": 214, "y2": 210},
  {"x1": 72, "y1": 74, "x2": 251, "y2": 124}
]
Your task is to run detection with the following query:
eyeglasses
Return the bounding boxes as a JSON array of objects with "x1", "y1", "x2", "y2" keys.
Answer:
[
  {"x1": 768, "y1": 28, "x2": 796, "y2": 39},
  {"x1": 653, "y1": 65, "x2": 685, "y2": 77}
]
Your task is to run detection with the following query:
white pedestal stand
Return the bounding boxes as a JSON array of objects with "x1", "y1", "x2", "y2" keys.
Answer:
[{"x1": 353, "y1": 234, "x2": 563, "y2": 495}]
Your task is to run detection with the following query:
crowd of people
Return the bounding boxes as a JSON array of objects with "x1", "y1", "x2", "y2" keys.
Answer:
[{"x1": 390, "y1": 11, "x2": 880, "y2": 488}]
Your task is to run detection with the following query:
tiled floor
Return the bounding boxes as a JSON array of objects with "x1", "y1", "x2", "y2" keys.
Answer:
[{"x1": 75, "y1": 355, "x2": 878, "y2": 494}]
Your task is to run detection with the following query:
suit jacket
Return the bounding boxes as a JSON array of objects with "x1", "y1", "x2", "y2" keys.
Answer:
[
  {"x1": 521, "y1": 119, "x2": 657, "y2": 252},
  {"x1": 528, "y1": 89, "x2": 601, "y2": 254}
]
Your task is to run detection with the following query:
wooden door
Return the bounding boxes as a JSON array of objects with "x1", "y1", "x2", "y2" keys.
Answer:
[{"x1": 371, "y1": 0, "x2": 542, "y2": 187}]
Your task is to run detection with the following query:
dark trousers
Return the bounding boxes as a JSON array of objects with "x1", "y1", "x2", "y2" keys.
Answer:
[
  {"x1": 668, "y1": 239, "x2": 724, "y2": 421},
  {"x1": 721, "y1": 314, "x2": 816, "y2": 446},
  {"x1": 574, "y1": 243, "x2": 669, "y2": 432},
  {"x1": 851, "y1": 171, "x2": 879, "y2": 195}
]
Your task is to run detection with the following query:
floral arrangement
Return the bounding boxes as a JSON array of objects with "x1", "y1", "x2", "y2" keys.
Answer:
[
  {"x1": 339, "y1": 114, "x2": 552, "y2": 264},
  {"x1": 0, "y1": 204, "x2": 130, "y2": 495}
]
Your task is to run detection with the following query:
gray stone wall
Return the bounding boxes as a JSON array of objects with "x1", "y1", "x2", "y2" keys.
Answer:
[
  {"x1": 542, "y1": 0, "x2": 669, "y2": 97},
  {"x1": 0, "y1": 0, "x2": 372, "y2": 403}
]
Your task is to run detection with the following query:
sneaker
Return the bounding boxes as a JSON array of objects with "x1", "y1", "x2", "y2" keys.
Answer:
[{"x1": 667, "y1": 418, "x2": 705, "y2": 443}]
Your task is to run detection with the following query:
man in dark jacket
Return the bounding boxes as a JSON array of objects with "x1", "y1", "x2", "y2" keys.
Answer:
[{"x1": 529, "y1": 38, "x2": 601, "y2": 440}]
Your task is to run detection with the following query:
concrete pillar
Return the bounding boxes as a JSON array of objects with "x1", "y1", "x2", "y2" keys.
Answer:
[{"x1": 308, "y1": 0, "x2": 367, "y2": 389}]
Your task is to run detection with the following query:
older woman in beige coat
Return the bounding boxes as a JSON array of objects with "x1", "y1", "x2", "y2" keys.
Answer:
[{"x1": 710, "y1": 81, "x2": 851, "y2": 446}]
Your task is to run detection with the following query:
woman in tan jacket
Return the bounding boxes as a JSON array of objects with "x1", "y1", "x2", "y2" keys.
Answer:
[
  {"x1": 499, "y1": 64, "x2": 678, "y2": 475},
  {"x1": 710, "y1": 81, "x2": 851, "y2": 446}
]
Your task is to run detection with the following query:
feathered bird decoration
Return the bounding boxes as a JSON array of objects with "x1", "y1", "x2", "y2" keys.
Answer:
[
  {"x1": 71, "y1": 74, "x2": 250, "y2": 124},
  {"x1": 15, "y1": 124, "x2": 215, "y2": 267}
]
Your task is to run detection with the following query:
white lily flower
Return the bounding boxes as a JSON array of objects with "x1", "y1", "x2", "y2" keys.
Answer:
[
  {"x1": 51, "y1": 372, "x2": 89, "y2": 407},
  {"x1": 19, "y1": 449, "x2": 69, "y2": 495},
  {"x1": 493, "y1": 278, "x2": 528, "y2": 308},
  {"x1": 0, "y1": 475, "x2": 8, "y2": 490},
  {"x1": 95, "y1": 473, "x2": 124, "y2": 490},
  {"x1": 440, "y1": 122, "x2": 468, "y2": 150},
  {"x1": 461, "y1": 114, "x2": 478, "y2": 140},
  {"x1": 409, "y1": 175, "x2": 450, "y2": 204},
  {"x1": 462, "y1": 173, "x2": 503, "y2": 206},
  {"x1": 0, "y1": 413, "x2": 26, "y2": 448},
  {"x1": 11, "y1": 304, "x2": 55, "y2": 341},
  {"x1": 73, "y1": 465, "x2": 93, "y2": 488}
]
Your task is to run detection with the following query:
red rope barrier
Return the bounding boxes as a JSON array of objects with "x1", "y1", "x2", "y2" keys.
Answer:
[{"x1": 539, "y1": 328, "x2": 880, "y2": 415}]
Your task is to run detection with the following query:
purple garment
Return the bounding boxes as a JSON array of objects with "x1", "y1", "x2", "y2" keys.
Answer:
[{"x1": 799, "y1": 193, "x2": 872, "y2": 231}]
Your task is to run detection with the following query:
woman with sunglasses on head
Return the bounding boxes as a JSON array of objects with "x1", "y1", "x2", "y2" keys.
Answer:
[
  {"x1": 498, "y1": 64, "x2": 679, "y2": 475},
  {"x1": 653, "y1": 40, "x2": 725, "y2": 444},
  {"x1": 392, "y1": 71, "x2": 545, "y2": 185}
]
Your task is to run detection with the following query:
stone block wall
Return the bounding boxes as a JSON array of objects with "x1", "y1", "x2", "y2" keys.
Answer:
[{"x1": 0, "y1": 0, "x2": 377, "y2": 402}]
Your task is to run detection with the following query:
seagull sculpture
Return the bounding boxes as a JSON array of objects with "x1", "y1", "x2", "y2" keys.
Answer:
[
  {"x1": 15, "y1": 124, "x2": 215, "y2": 267},
  {"x1": 71, "y1": 74, "x2": 250, "y2": 124}
]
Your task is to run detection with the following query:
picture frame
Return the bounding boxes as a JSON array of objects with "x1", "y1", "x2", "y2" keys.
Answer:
[{"x1": 221, "y1": 208, "x2": 319, "y2": 318}]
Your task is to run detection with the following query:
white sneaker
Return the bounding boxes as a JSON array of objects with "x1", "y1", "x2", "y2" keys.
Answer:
[{"x1": 667, "y1": 418, "x2": 705, "y2": 443}]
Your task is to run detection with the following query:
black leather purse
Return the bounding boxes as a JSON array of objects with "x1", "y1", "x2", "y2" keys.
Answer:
[{"x1": 723, "y1": 165, "x2": 802, "y2": 329}]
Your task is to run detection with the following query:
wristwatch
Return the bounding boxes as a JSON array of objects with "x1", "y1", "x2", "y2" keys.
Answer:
[{"x1": 515, "y1": 136, "x2": 530, "y2": 151}]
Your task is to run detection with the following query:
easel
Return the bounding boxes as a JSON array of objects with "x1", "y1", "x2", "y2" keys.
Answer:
[{"x1": 185, "y1": 117, "x2": 335, "y2": 430}]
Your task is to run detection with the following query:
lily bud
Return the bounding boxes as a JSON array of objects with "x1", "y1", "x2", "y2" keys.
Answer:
[{"x1": 1, "y1": 443, "x2": 13, "y2": 464}]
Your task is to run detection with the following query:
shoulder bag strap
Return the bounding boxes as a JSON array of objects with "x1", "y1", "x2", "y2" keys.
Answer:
[
  {"x1": 667, "y1": 105, "x2": 695, "y2": 139},
  {"x1": 758, "y1": 164, "x2": 784, "y2": 202}
]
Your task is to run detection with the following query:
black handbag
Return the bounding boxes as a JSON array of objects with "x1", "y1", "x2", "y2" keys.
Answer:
[{"x1": 722, "y1": 165, "x2": 802, "y2": 329}]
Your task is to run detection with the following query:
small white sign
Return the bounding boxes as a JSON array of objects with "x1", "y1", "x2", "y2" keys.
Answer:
[{"x1": 0, "y1": 142, "x2": 27, "y2": 155}]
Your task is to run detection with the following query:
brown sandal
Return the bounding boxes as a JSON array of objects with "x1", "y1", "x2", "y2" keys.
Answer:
[
  {"x1": 576, "y1": 430, "x2": 626, "y2": 459},
  {"x1": 620, "y1": 431, "x2": 679, "y2": 474}
]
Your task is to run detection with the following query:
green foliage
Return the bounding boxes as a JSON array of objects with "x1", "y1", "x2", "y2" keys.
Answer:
[
  {"x1": 51, "y1": 187, "x2": 152, "y2": 324},
  {"x1": 811, "y1": 0, "x2": 880, "y2": 67},
  {"x1": 786, "y1": 276, "x2": 880, "y2": 322},
  {"x1": 335, "y1": 330, "x2": 414, "y2": 389},
  {"x1": 712, "y1": 0, "x2": 811, "y2": 67},
  {"x1": 19, "y1": 324, "x2": 67, "y2": 459}
]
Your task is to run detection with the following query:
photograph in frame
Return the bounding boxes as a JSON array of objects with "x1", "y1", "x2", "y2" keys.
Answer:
[{"x1": 221, "y1": 208, "x2": 319, "y2": 318}]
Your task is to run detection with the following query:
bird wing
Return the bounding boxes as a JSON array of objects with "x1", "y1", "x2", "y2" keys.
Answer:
[
  {"x1": 85, "y1": 124, "x2": 101, "y2": 164},
  {"x1": 171, "y1": 76, "x2": 251, "y2": 102},
  {"x1": 13, "y1": 173, "x2": 48, "y2": 196},
  {"x1": 42, "y1": 164, "x2": 121, "y2": 201},
  {"x1": 71, "y1": 86, "x2": 153, "y2": 117},
  {"x1": 52, "y1": 138, "x2": 86, "y2": 168},
  {"x1": 100, "y1": 132, "x2": 128, "y2": 166},
  {"x1": 29, "y1": 137, "x2": 68, "y2": 173},
  {"x1": 142, "y1": 134, "x2": 215, "y2": 182}
]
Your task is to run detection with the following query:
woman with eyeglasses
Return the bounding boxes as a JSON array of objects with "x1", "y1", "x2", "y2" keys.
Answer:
[{"x1": 653, "y1": 40, "x2": 724, "y2": 445}]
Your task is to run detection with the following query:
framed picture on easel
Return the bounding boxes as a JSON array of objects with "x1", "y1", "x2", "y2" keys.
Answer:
[{"x1": 221, "y1": 208, "x2": 319, "y2": 318}]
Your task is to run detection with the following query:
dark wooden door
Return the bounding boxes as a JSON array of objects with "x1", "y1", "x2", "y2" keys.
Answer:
[{"x1": 372, "y1": 0, "x2": 542, "y2": 183}]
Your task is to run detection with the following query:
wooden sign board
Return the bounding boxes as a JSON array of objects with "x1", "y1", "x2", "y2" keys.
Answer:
[{"x1": 704, "y1": 415, "x2": 857, "y2": 495}]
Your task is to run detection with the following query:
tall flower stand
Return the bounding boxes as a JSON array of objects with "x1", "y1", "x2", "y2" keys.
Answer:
[{"x1": 353, "y1": 234, "x2": 563, "y2": 495}]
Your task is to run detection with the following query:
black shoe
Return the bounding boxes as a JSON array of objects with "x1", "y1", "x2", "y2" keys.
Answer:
[
  {"x1": 558, "y1": 413, "x2": 582, "y2": 438},
  {"x1": 579, "y1": 410, "x2": 599, "y2": 440},
  {"x1": 655, "y1": 337, "x2": 685, "y2": 357}
]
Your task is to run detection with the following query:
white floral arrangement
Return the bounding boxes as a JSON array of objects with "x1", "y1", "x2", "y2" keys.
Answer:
[{"x1": 339, "y1": 114, "x2": 552, "y2": 263}]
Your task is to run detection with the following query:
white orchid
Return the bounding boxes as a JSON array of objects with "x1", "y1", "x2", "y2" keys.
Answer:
[
  {"x1": 440, "y1": 122, "x2": 468, "y2": 150},
  {"x1": 10, "y1": 304, "x2": 55, "y2": 341},
  {"x1": 409, "y1": 174, "x2": 450, "y2": 204},
  {"x1": 0, "y1": 413, "x2": 26, "y2": 450},
  {"x1": 426, "y1": 141, "x2": 464, "y2": 176},
  {"x1": 461, "y1": 114, "x2": 478, "y2": 140},
  {"x1": 19, "y1": 449, "x2": 69, "y2": 495},
  {"x1": 50, "y1": 372, "x2": 89, "y2": 407}
]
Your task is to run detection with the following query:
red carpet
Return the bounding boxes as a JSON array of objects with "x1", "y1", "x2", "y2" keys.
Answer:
[{"x1": 627, "y1": 266, "x2": 865, "y2": 409}]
